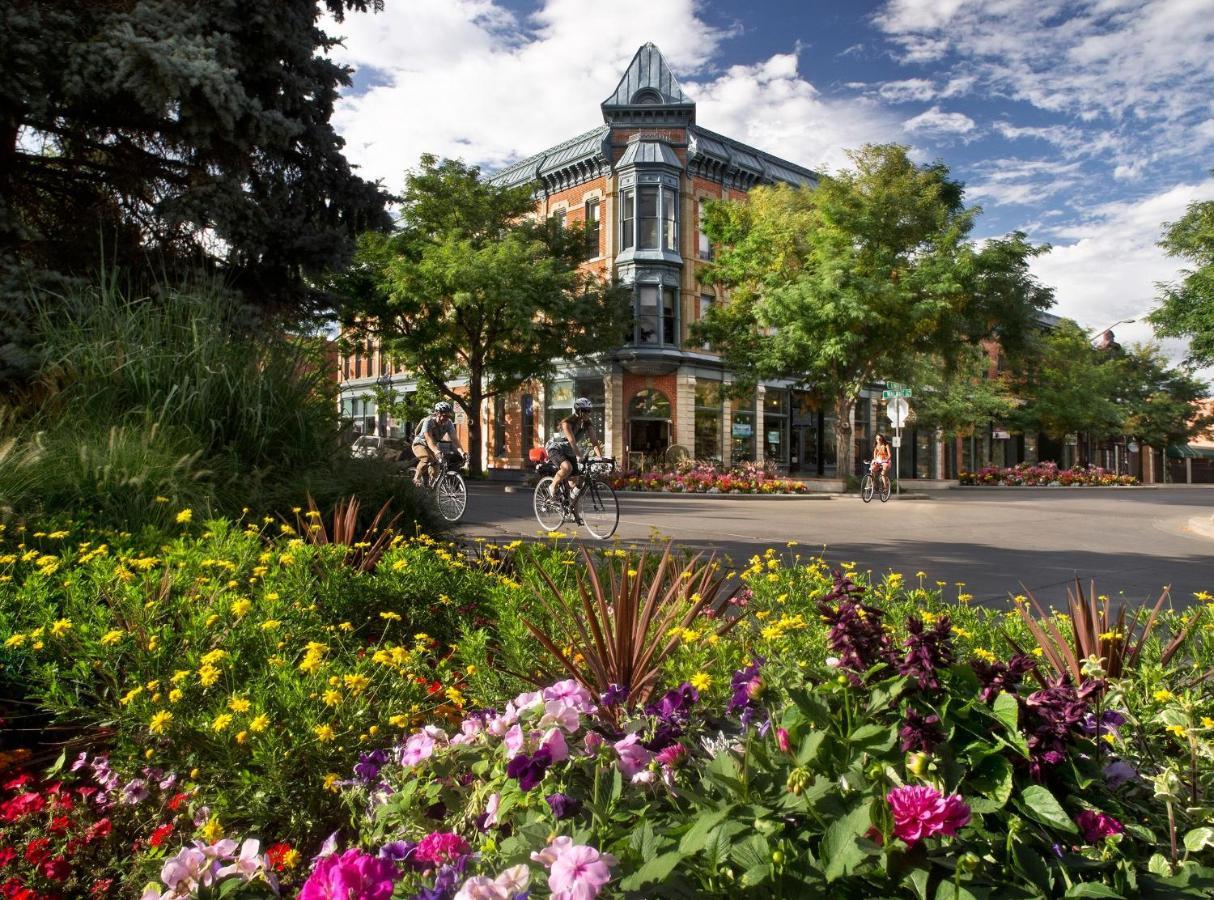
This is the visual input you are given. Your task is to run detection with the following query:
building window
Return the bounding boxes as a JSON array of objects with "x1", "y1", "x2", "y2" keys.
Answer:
[
  {"x1": 620, "y1": 185, "x2": 677, "y2": 252},
  {"x1": 698, "y1": 293, "x2": 713, "y2": 349},
  {"x1": 697, "y1": 200, "x2": 714, "y2": 260},
  {"x1": 494, "y1": 395, "x2": 507, "y2": 457},
  {"x1": 694, "y1": 379, "x2": 723, "y2": 463},
  {"x1": 628, "y1": 389, "x2": 672, "y2": 457},
  {"x1": 764, "y1": 388, "x2": 789, "y2": 465},
  {"x1": 584, "y1": 199, "x2": 600, "y2": 258},
  {"x1": 620, "y1": 190, "x2": 634, "y2": 250},
  {"x1": 552, "y1": 208, "x2": 566, "y2": 230},
  {"x1": 522, "y1": 393, "x2": 536, "y2": 451},
  {"x1": 732, "y1": 400, "x2": 755, "y2": 463},
  {"x1": 635, "y1": 285, "x2": 678, "y2": 346}
]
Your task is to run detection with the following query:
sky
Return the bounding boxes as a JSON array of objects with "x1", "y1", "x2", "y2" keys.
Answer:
[{"x1": 324, "y1": 0, "x2": 1214, "y2": 370}]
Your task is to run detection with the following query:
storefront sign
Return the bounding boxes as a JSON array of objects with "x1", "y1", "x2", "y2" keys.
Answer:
[
  {"x1": 732, "y1": 423, "x2": 753, "y2": 437},
  {"x1": 767, "y1": 430, "x2": 781, "y2": 444},
  {"x1": 993, "y1": 429, "x2": 1010, "y2": 439}
]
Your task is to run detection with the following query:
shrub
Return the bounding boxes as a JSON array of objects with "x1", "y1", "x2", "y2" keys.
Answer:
[{"x1": 959, "y1": 462, "x2": 1139, "y2": 486}]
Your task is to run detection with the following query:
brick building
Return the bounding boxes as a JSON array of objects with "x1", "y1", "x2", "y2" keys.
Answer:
[{"x1": 337, "y1": 43, "x2": 994, "y2": 480}]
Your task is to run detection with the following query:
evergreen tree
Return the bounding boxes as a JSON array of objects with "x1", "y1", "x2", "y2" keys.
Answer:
[{"x1": 1, "y1": 0, "x2": 391, "y2": 383}]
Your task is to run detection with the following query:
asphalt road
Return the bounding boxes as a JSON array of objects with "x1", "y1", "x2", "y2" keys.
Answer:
[{"x1": 456, "y1": 483, "x2": 1214, "y2": 608}]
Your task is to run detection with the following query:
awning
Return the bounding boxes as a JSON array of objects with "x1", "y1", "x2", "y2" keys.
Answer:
[{"x1": 1168, "y1": 444, "x2": 1214, "y2": 459}]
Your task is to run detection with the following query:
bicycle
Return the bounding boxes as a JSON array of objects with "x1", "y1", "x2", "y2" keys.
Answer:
[
  {"x1": 861, "y1": 460, "x2": 892, "y2": 503},
  {"x1": 532, "y1": 455, "x2": 619, "y2": 539},
  {"x1": 420, "y1": 450, "x2": 468, "y2": 522}
]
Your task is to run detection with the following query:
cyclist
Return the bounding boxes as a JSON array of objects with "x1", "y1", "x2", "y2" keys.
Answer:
[
  {"x1": 412, "y1": 401, "x2": 462, "y2": 487},
  {"x1": 870, "y1": 434, "x2": 892, "y2": 488},
  {"x1": 546, "y1": 397, "x2": 602, "y2": 504}
]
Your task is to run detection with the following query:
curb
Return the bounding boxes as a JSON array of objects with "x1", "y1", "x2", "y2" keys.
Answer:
[
  {"x1": 955, "y1": 485, "x2": 1155, "y2": 490},
  {"x1": 614, "y1": 490, "x2": 833, "y2": 501}
]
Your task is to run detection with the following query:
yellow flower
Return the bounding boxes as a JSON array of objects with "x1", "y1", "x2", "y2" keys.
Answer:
[
  {"x1": 198, "y1": 664, "x2": 220, "y2": 687},
  {"x1": 342, "y1": 673, "x2": 370, "y2": 695},
  {"x1": 4, "y1": 633, "x2": 25, "y2": 649},
  {"x1": 100, "y1": 630, "x2": 124, "y2": 646},
  {"x1": 229, "y1": 598, "x2": 252, "y2": 618},
  {"x1": 50, "y1": 619, "x2": 73, "y2": 638},
  {"x1": 445, "y1": 687, "x2": 464, "y2": 706},
  {"x1": 389, "y1": 715, "x2": 408, "y2": 729},
  {"x1": 200, "y1": 649, "x2": 228, "y2": 666},
  {"x1": 314, "y1": 724, "x2": 336, "y2": 743},
  {"x1": 154, "y1": 496, "x2": 169, "y2": 504},
  {"x1": 1154, "y1": 690, "x2": 1175, "y2": 702},
  {"x1": 171, "y1": 669, "x2": 191, "y2": 684},
  {"x1": 235, "y1": 731, "x2": 248, "y2": 745},
  {"x1": 690, "y1": 673, "x2": 712, "y2": 692},
  {"x1": 379, "y1": 611, "x2": 401, "y2": 622},
  {"x1": 176, "y1": 509, "x2": 193, "y2": 524},
  {"x1": 169, "y1": 689, "x2": 184, "y2": 703},
  {"x1": 249, "y1": 714, "x2": 269, "y2": 733},
  {"x1": 323, "y1": 773, "x2": 340, "y2": 792},
  {"x1": 260, "y1": 619, "x2": 282, "y2": 631},
  {"x1": 204, "y1": 614, "x2": 220, "y2": 628},
  {"x1": 973, "y1": 648, "x2": 997, "y2": 663},
  {"x1": 322, "y1": 689, "x2": 342, "y2": 707},
  {"x1": 120, "y1": 686, "x2": 145, "y2": 706},
  {"x1": 1165, "y1": 724, "x2": 1188, "y2": 739},
  {"x1": 201, "y1": 817, "x2": 223, "y2": 843},
  {"x1": 228, "y1": 696, "x2": 251, "y2": 713},
  {"x1": 281, "y1": 848, "x2": 302, "y2": 869},
  {"x1": 149, "y1": 710, "x2": 173, "y2": 734},
  {"x1": 211, "y1": 713, "x2": 233, "y2": 732}
]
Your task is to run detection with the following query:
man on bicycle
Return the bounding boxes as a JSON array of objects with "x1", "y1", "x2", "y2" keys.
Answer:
[
  {"x1": 412, "y1": 401, "x2": 462, "y2": 487},
  {"x1": 871, "y1": 434, "x2": 892, "y2": 485},
  {"x1": 546, "y1": 397, "x2": 602, "y2": 503}
]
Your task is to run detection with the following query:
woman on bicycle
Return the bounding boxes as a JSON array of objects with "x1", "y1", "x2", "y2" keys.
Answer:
[
  {"x1": 871, "y1": 434, "x2": 892, "y2": 484},
  {"x1": 546, "y1": 398, "x2": 602, "y2": 500},
  {"x1": 412, "y1": 401, "x2": 462, "y2": 486}
]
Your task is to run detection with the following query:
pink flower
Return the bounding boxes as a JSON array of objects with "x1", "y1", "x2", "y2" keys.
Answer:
[
  {"x1": 540, "y1": 700, "x2": 582, "y2": 733},
  {"x1": 541, "y1": 728, "x2": 569, "y2": 764},
  {"x1": 548, "y1": 844, "x2": 614, "y2": 900},
  {"x1": 776, "y1": 728, "x2": 791, "y2": 753},
  {"x1": 482, "y1": 793, "x2": 501, "y2": 829},
  {"x1": 299, "y1": 848, "x2": 399, "y2": 900},
  {"x1": 583, "y1": 733, "x2": 604, "y2": 755},
  {"x1": 530, "y1": 836, "x2": 575, "y2": 867},
  {"x1": 414, "y1": 832, "x2": 470, "y2": 867},
  {"x1": 399, "y1": 727, "x2": 446, "y2": 767},
  {"x1": 613, "y1": 734, "x2": 652, "y2": 781},
  {"x1": 504, "y1": 724, "x2": 527, "y2": 759},
  {"x1": 1076, "y1": 810, "x2": 1124, "y2": 843},
  {"x1": 543, "y1": 680, "x2": 597, "y2": 713},
  {"x1": 886, "y1": 785, "x2": 971, "y2": 846},
  {"x1": 655, "y1": 744, "x2": 687, "y2": 769}
]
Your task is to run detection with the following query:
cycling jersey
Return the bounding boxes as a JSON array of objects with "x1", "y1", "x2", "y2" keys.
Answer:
[{"x1": 545, "y1": 414, "x2": 591, "y2": 449}]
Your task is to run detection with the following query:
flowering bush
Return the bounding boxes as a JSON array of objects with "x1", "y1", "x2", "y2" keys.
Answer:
[
  {"x1": 959, "y1": 462, "x2": 1139, "y2": 486},
  {"x1": 611, "y1": 460, "x2": 809, "y2": 494}
]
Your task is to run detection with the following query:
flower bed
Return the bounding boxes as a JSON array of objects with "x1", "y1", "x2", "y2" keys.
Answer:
[
  {"x1": 611, "y1": 461, "x2": 810, "y2": 494},
  {"x1": 960, "y1": 462, "x2": 1139, "y2": 486},
  {"x1": 3, "y1": 523, "x2": 1214, "y2": 897}
]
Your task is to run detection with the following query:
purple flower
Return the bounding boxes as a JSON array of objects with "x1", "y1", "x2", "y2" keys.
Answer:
[
  {"x1": 354, "y1": 749, "x2": 389, "y2": 784},
  {"x1": 1021, "y1": 675, "x2": 1101, "y2": 780},
  {"x1": 897, "y1": 616, "x2": 955, "y2": 692},
  {"x1": 299, "y1": 848, "x2": 399, "y2": 900},
  {"x1": 1076, "y1": 809, "x2": 1125, "y2": 843},
  {"x1": 379, "y1": 840, "x2": 418, "y2": 863},
  {"x1": 410, "y1": 858, "x2": 468, "y2": 900},
  {"x1": 1103, "y1": 760, "x2": 1138, "y2": 787},
  {"x1": 817, "y1": 575, "x2": 893, "y2": 684},
  {"x1": 642, "y1": 721, "x2": 683, "y2": 752},
  {"x1": 899, "y1": 707, "x2": 944, "y2": 753},
  {"x1": 506, "y1": 746, "x2": 553, "y2": 791},
  {"x1": 645, "y1": 682, "x2": 699, "y2": 722},
  {"x1": 600, "y1": 684, "x2": 628, "y2": 707},
  {"x1": 727, "y1": 658, "x2": 765, "y2": 727},
  {"x1": 120, "y1": 778, "x2": 149, "y2": 805},
  {"x1": 1080, "y1": 709, "x2": 1126, "y2": 737},
  {"x1": 971, "y1": 653, "x2": 1036, "y2": 703},
  {"x1": 545, "y1": 792, "x2": 583, "y2": 820}
]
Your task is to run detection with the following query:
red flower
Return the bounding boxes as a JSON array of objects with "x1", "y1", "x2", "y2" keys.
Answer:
[
  {"x1": 48, "y1": 815, "x2": 71, "y2": 835},
  {"x1": 40, "y1": 856, "x2": 72, "y2": 882},
  {"x1": 53, "y1": 793, "x2": 74, "y2": 813},
  {"x1": 1, "y1": 792, "x2": 45, "y2": 822},
  {"x1": 166, "y1": 791, "x2": 189, "y2": 813},
  {"x1": 23, "y1": 838, "x2": 51, "y2": 866},
  {"x1": 1, "y1": 774, "x2": 33, "y2": 792},
  {"x1": 265, "y1": 842, "x2": 293, "y2": 871},
  {"x1": 90, "y1": 880, "x2": 114, "y2": 899},
  {"x1": 84, "y1": 818, "x2": 112, "y2": 843},
  {"x1": 149, "y1": 823, "x2": 174, "y2": 848},
  {"x1": 427, "y1": 681, "x2": 443, "y2": 695},
  {"x1": 1, "y1": 878, "x2": 37, "y2": 900},
  {"x1": 0, "y1": 847, "x2": 15, "y2": 868}
]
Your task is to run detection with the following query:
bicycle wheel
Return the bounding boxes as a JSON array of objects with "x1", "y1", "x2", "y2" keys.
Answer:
[
  {"x1": 579, "y1": 478, "x2": 619, "y2": 540},
  {"x1": 436, "y1": 472, "x2": 467, "y2": 522},
  {"x1": 533, "y1": 476, "x2": 566, "y2": 531},
  {"x1": 879, "y1": 475, "x2": 891, "y2": 502},
  {"x1": 861, "y1": 474, "x2": 875, "y2": 503}
]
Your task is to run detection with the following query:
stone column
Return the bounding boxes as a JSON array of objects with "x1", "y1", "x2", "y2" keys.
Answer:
[
  {"x1": 721, "y1": 386, "x2": 733, "y2": 467},
  {"x1": 604, "y1": 366, "x2": 624, "y2": 460},
  {"x1": 755, "y1": 385, "x2": 766, "y2": 464},
  {"x1": 676, "y1": 369, "x2": 696, "y2": 453}
]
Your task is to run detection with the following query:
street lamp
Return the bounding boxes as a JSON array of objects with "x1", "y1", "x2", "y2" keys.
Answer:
[
  {"x1": 1088, "y1": 318, "x2": 1134, "y2": 341},
  {"x1": 376, "y1": 373, "x2": 393, "y2": 437}
]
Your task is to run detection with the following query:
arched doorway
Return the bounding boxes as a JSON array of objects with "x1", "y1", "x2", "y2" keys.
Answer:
[{"x1": 628, "y1": 389, "x2": 672, "y2": 460}]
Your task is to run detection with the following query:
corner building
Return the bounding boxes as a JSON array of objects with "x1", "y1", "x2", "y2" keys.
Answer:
[{"x1": 341, "y1": 44, "x2": 923, "y2": 478}]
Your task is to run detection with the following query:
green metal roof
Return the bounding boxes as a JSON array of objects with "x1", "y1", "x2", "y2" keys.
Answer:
[{"x1": 1168, "y1": 444, "x2": 1214, "y2": 459}]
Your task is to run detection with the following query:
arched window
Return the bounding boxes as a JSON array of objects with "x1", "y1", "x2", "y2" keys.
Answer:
[{"x1": 628, "y1": 389, "x2": 672, "y2": 420}]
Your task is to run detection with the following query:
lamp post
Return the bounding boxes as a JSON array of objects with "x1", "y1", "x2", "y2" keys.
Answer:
[
  {"x1": 1088, "y1": 318, "x2": 1135, "y2": 343},
  {"x1": 376, "y1": 373, "x2": 393, "y2": 438}
]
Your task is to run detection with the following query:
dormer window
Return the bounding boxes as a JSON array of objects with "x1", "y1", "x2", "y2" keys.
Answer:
[{"x1": 631, "y1": 88, "x2": 663, "y2": 104}]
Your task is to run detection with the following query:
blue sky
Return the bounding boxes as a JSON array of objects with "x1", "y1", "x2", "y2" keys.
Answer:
[{"x1": 327, "y1": 0, "x2": 1214, "y2": 366}]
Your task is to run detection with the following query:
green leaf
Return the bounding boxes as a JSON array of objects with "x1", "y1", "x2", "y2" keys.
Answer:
[
  {"x1": 905, "y1": 867, "x2": 931, "y2": 900},
  {"x1": 993, "y1": 691, "x2": 1019, "y2": 733},
  {"x1": 630, "y1": 821, "x2": 658, "y2": 862},
  {"x1": 850, "y1": 722, "x2": 897, "y2": 752},
  {"x1": 822, "y1": 802, "x2": 873, "y2": 882},
  {"x1": 731, "y1": 834, "x2": 771, "y2": 871},
  {"x1": 866, "y1": 676, "x2": 908, "y2": 714},
  {"x1": 1064, "y1": 883, "x2": 1124, "y2": 898},
  {"x1": 1020, "y1": 785, "x2": 1078, "y2": 833},
  {"x1": 935, "y1": 883, "x2": 981, "y2": 900},
  {"x1": 705, "y1": 821, "x2": 746, "y2": 868},
  {"x1": 618, "y1": 851, "x2": 683, "y2": 891},
  {"x1": 1184, "y1": 827, "x2": 1214, "y2": 852},
  {"x1": 797, "y1": 731, "x2": 826, "y2": 766},
  {"x1": 679, "y1": 807, "x2": 732, "y2": 856},
  {"x1": 967, "y1": 754, "x2": 1013, "y2": 813},
  {"x1": 741, "y1": 863, "x2": 773, "y2": 887},
  {"x1": 1148, "y1": 854, "x2": 1173, "y2": 877}
]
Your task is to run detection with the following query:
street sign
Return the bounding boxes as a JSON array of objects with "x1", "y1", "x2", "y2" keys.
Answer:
[
  {"x1": 886, "y1": 397, "x2": 909, "y2": 428},
  {"x1": 882, "y1": 388, "x2": 913, "y2": 399},
  {"x1": 891, "y1": 435, "x2": 901, "y2": 448}
]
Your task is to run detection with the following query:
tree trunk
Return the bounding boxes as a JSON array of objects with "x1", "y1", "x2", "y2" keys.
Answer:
[
  {"x1": 835, "y1": 392, "x2": 856, "y2": 482},
  {"x1": 464, "y1": 375, "x2": 484, "y2": 478}
]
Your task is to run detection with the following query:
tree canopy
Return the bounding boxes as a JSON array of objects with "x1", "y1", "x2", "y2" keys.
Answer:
[
  {"x1": 695, "y1": 144, "x2": 1054, "y2": 476},
  {"x1": 1149, "y1": 188, "x2": 1214, "y2": 366},
  {"x1": 1013, "y1": 321, "x2": 1125, "y2": 441},
  {"x1": 1, "y1": 0, "x2": 391, "y2": 384},
  {"x1": 334, "y1": 155, "x2": 630, "y2": 475}
]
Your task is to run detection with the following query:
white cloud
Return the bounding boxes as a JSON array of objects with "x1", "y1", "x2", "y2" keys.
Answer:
[
  {"x1": 877, "y1": 78, "x2": 937, "y2": 103},
  {"x1": 1028, "y1": 177, "x2": 1214, "y2": 368},
  {"x1": 903, "y1": 105, "x2": 977, "y2": 137},
  {"x1": 325, "y1": 0, "x2": 901, "y2": 190},
  {"x1": 967, "y1": 158, "x2": 1084, "y2": 207}
]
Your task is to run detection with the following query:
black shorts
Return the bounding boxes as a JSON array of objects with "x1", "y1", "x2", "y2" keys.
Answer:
[{"x1": 546, "y1": 444, "x2": 578, "y2": 475}]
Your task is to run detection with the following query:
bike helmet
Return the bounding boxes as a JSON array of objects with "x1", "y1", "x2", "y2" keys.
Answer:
[
  {"x1": 432, "y1": 401, "x2": 453, "y2": 415},
  {"x1": 574, "y1": 397, "x2": 593, "y2": 412}
]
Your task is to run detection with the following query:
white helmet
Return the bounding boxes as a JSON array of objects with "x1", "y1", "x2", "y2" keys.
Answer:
[
  {"x1": 574, "y1": 397, "x2": 593, "y2": 412},
  {"x1": 432, "y1": 401, "x2": 453, "y2": 415}
]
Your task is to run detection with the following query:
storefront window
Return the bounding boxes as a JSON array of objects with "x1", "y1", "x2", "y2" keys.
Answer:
[
  {"x1": 763, "y1": 388, "x2": 788, "y2": 466},
  {"x1": 731, "y1": 406, "x2": 755, "y2": 463},
  {"x1": 628, "y1": 389, "x2": 672, "y2": 458},
  {"x1": 694, "y1": 380, "x2": 722, "y2": 462},
  {"x1": 546, "y1": 378, "x2": 605, "y2": 444}
]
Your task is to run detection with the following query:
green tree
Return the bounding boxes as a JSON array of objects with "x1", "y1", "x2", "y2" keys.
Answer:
[
  {"x1": 695, "y1": 145, "x2": 1053, "y2": 476},
  {"x1": 1149, "y1": 188, "x2": 1214, "y2": 366},
  {"x1": 1, "y1": 0, "x2": 391, "y2": 383},
  {"x1": 335, "y1": 155, "x2": 629, "y2": 476},
  {"x1": 1014, "y1": 321, "x2": 1123, "y2": 443},
  {"x1": 910, "y1": 344, "x2": 1018, "y2": 441},
  {"x1": 1117, "y1": 344, "x2": 1210, "y2": 455}
]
